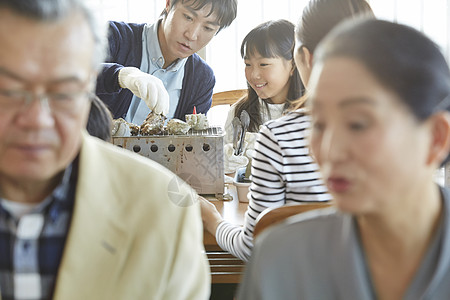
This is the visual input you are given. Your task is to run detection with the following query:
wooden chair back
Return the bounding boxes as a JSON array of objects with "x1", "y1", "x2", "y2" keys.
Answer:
[
  {"x1": 253, "y1": 202, "x2": 333, "y2": 238},
  {"x1": 212, "y1": 89, "x2": 247, "y2": 107},
  {"x1": 204, "y1": 235, "x2": 245, "y2": 284}
]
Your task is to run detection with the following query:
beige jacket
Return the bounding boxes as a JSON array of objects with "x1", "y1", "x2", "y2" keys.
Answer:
[{"x1": 17, "y1": 133, "x2": 209, "y2": 299}]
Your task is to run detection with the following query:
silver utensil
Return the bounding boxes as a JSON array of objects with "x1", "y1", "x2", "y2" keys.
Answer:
[
  {"x1": 237, "y1": 110, "x2": 250, "y2": 155},
  {"x1": 232, "y1": 117, "x2": 242, "y2": 155}
]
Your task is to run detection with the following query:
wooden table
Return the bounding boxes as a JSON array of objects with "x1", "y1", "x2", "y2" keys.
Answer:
[{"x1": 202, "y1": 185, "x2": 248, "y2": 284}]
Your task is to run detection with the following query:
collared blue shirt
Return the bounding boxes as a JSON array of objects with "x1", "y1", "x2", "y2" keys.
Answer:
[{"x1": 126, "y1": 20, "x2": 187, "y2": 124}]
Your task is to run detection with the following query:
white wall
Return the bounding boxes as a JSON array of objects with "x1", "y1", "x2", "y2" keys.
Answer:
[{"x1": 89, "y1": 0, "x2": 450, "y2": 93}]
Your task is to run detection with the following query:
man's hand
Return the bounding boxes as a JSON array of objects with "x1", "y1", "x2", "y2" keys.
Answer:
[{"x1": 118, "y1": 67, "x2": 169, "y2": 115}]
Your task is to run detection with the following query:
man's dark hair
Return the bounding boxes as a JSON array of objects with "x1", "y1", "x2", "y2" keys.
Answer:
[{"x1": 161, "y1": 0, "x2": 237, "y2": 32}]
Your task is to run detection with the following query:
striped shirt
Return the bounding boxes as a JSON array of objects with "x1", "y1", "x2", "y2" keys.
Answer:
[{"x1": 216, "y1": 109, "x2": 332, "y2": 261}]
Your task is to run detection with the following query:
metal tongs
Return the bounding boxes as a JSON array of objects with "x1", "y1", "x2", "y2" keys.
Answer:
[
  {"x1": 232, "y1": 117, "x2": 242, "y2": 155},
  {"x1": 233, "y1": 110, "x2": 250, "y2": 155}
]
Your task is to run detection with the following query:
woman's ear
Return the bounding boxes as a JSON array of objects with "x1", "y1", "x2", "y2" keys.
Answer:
[
  {"x1": 165, "y1": 0, "x2": 171, "y2": 11},
  {"x1": 427, "y1": 111, "x2": 450, "y2": 166},
  {"x1": 301, "y1": 46, "x2": 313, "y2": 70}
]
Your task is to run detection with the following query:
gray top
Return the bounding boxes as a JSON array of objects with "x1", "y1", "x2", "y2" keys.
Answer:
[{"x1": 237, "y1": 187, "x2": 450, "y2": 300}]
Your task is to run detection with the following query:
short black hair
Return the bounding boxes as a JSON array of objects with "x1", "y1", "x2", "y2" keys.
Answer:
[{"x1": 162, "y1": 0, "x2": 237, "y2": 32}]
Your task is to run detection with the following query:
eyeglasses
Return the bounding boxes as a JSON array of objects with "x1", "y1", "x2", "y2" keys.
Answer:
[{"x1": 0, "y1": 89, "x2": 91, "y2": 114}]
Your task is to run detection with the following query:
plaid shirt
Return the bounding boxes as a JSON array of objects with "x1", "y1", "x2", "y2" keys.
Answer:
[{"x1": 0, "y1": 159, "x2": 78, "y2": 300}]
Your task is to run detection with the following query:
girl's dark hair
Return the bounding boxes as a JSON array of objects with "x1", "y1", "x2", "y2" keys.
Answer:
[
  {"x1": 315, "y1": 18, "x2": 450, "y2": 162},
  {"x1": 297, "y1": 0, "x2": 374, "y2": 53},
  {"x1": 234, "y1": 19, "x2": 303, "y2": 132},
  {"x1": 87, "y1": 95, "x2": 113, "y2": 141},
  {"x1": 161, "y1": 0, "x2": 237, "y2": 33}
]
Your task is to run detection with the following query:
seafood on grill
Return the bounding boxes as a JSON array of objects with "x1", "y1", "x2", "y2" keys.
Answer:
[
  {"x1": 140, "y1": 112, "x2": 166, "y2": 135},
  {"x1": 112, "y1": 111, "x2": 210, "y2": 137},
  {"x1": 166, "y1": 119, "x2": 191, "y2": 135},
  {"x1": 129, "y1": 123, "x2": 140, "y2": 136},
  {"x1": 111, "y1": 118, "x2": 141, "y2": 137},
  {"x1": 111, "y1": 118, "x2": 131, "y2": 137},
  {"x1": 185, "y1": 113, "x2": 209, "y2": 130}
]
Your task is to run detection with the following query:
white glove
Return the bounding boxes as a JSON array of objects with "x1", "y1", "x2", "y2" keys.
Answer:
[
  {"x1": 242, "y1": 132, "x2": 257, "y2": 157},
  {"x1": 224, "y1": 143, "x2": 249, "y2": 174},
  {"x1": 224, "y1": 174, "x2": 234, "y2": 184},
  {"x1": 118, "y1": 67, "x2": 169, "y2": 115}
]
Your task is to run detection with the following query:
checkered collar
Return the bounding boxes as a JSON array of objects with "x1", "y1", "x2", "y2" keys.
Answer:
[{"x1": 0, "y1": 157, "x2": 77, "y2": 222}]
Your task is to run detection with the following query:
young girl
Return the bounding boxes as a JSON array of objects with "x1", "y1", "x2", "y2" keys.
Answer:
[{"x1": 223, "y1": 19, "x2": 303, "y2": 173}]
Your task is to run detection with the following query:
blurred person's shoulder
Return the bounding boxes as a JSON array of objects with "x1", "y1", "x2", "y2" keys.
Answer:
[{"x1": 254, "y1": 207, "x2": 348, "y2": 257}]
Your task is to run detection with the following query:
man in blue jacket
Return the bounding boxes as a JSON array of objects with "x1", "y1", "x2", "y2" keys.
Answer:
[{"x1": 96, "y1": 0, "x2": 238, "y2": 123}]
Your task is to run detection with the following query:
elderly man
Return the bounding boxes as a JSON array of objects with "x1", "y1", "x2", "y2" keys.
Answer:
[{"x1": 0, "y1": 0, "x2": 209, "y2": 299}]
